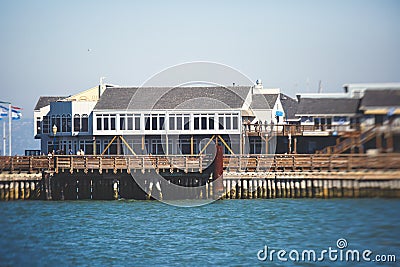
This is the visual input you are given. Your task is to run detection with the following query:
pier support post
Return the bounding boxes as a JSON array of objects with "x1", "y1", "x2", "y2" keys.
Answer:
[
  {"x1": 237, "y1": 179, "x2": 242, "y2": 199},
  {"x1": 113, "y1": 180, "x2": 119, "y2": 200},
  {"x1": 231, "y1": 180, "x2": 237, "y2": 199},
  {"x1": 20, "y1": 181, "x2": 24, "y2": 199},
  {"x1": 0, "y1": 183, "x2": 4, "y2": 200},
  {"x1": 4, "y1": 183, "x2": 9, "y2": 200},
  {"x1": 9, "y1": 182, "x2": 15, "y2": 200}
]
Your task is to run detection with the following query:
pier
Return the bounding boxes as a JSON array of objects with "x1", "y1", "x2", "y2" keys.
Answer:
[{"x1": 0, "y1": 153, "x2": 400, "y2": 200}]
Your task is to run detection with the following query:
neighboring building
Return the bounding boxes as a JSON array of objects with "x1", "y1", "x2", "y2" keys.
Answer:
[
  {"x1": 34, "y1": 84, "x2": 110, "y2": 154},
  {"x1": 295, "y1": 94, "x2": 361, "y2": 133},
  {"x1": 280, "y1": 93, "x2": 298, "y2": 123},
  {"x1": 34, "y1": 80, "x2": 287, "y2": 155},
  {"x1": 359, "y1": 89, "x2": 400, "y2": 125}
]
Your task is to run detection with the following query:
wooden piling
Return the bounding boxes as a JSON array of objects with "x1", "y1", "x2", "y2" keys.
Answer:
[{"x1": 0, "y1": 183, "x2": 4, "y2": 200}]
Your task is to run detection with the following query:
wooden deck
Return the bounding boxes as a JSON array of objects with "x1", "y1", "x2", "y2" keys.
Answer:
[{"x1": 0, "y1": 154, "x2": 399, "y2": 175}]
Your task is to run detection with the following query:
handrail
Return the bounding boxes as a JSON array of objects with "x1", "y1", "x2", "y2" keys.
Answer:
[
  {"x1": 0, "y1": 154, "x2": 399, "y2": 173},
  {"x1": 242, "y1": 123, "x2": 361, "y2": 136},
  {"x1": 318, "y1": 125, "x2": 377, "y2": 154}
]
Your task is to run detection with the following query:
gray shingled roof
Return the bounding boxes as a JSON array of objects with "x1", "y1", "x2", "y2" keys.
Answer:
[
  {"x1": 34, "y1": 96, "x2": 67, "y2": 110},
  {"x1": 250, "y1": 94, "x2": 277, "y2": 109},
  {"x1": 94, "y1": 86, "x2": 251, "y2": 110},
  {"x1": 296, "y1": 98, "x2": 360, "y2": 116},
  {"x1": 360, "y1": 89, "x2": 400, "y2": 109},
  {"x1": 280, "y1": 94, "x2": 298, "y2": 119}
]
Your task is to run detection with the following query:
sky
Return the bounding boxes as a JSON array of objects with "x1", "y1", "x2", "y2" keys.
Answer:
[{"x1": 0, "y1": 0, "x2": 399, "y2": 118}]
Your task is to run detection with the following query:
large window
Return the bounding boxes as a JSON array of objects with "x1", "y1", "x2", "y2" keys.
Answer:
[
  {"x1": 81, "y1": 115, "x2": 88, "y2": 132},
  {"x1": 120, "y1": 115, "x2": 125, "y2": 130},
  {"x1": 135, "y1": 115, "x2": 140, "y2": 130},
  {"x1": 144, "y1": 114, "x2": 165, "y2": 131},
  {"x1": 168, "y1": 114, "x2": 190, "y2": 131},
  {"x1": 43, "y1": 116, "x2": 50, "y2": 133},
  {"x1": 48, "y1": 114, "x2": 72, "y2": 133},
  {"x1": 74, "y1": 115, "x2": 80, "y2": 132},
  {"x1": 96, "y1": 117, "x2": 102, "y2": 130},
  {"x1": 217, "y1": 113, "x2": 239, "y2": 130},
  {"x1": 127, "y1": 115, "x2": 133, "y2": 130},
  {"x1": 193, "y1": 114, "x2": 215, "y2": 131},
  {"x1": 96, "y1": 114, "x2": 116, "y2": 131},
  {"x1": 184, "y1": 115, "x2": 190, "y2": 130}
]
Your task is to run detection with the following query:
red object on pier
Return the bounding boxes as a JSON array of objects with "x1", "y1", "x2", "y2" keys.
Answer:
[{"x1": 213, "y1": 142, "x2": 224, "y2": 199}]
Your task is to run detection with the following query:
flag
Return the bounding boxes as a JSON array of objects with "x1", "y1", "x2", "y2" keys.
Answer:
[{"x1": 0, "y1": 105, "x2": 23, "y2": 120}]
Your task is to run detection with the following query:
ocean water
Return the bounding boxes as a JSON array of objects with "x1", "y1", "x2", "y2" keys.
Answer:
[{"x1": 0, "y1": 199, "x2": 399, "y2": 266}]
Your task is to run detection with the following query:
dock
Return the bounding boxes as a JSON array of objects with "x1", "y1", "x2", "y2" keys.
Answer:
[{"x1": 0, "y1": 153, "x2": 400, "y2": 200}]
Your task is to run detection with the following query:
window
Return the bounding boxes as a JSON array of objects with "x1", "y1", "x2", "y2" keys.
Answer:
[
  {"x1": 184, "y1": 115, "x2": 190, "y2": 130},
  {"x1": 96, "y1": 117, "x2": 102, "y2": 130},
  {"x1": 81, "y1": 115, "x2": 88, "y2": 132},
  {"x1": 110, "y1": 116, "x2": 116, "y2": 130},
  {"x1": 177, "y1": 116, "x2": 182, "y2": 130},
  {"x1": 179, "y1": 139, "x2": 191, "y2": 154},
  {"x1": 233, "y1": 116, "x2": 238, "y2": 130},
  {"x1": 226, "y1": 116, "x2": 231, "y2": 130},
  {"x1": 120, "y1": 114, "x2": 125, "y2": 130},
  {"x1": 201, "y1": 117, "x2": 207, "y2": 130},
  {"x1": 209, "y1": 117, "x2": 214, "y2": 130},
  {"x1": 151, "y1": 116, "x2": 157, "y2": 130},
  {"x1": 43, "y1": 116, "x2": 50, "y2": 133},
  {"x1": 61, "y1": 115, "x2": 67, "y2": 132},
  {"x1": 55, "y1": 115, "x2": 61, "y2": 132},
  {"x1": 169, "y1": 116, "x2": 175, "y2": 130},
  {"x1": 135, "y1": 115, "x2": 140, "y2": 130},
  {"x1": 194, "y1": 116, "x2": 200, "y2": 130},
  {"x1": 159, "y1": 116, "x2": 165, "y2": 130},
  {"x1": 145, "y1": 115, "x2": 150, "y2": 130},
  {"x1": 66, "y1": 115, "x2": 71, "y2": 132},
  {"x1": 127, "y1": 115, "x2": 133, "y2": 130},
  {"x1": 103, "y1": 116, "x2": 109, "y2": 130},
  {"x1": 301, "y1": 116, "x2": 312, "y2": 123},
  {"x1": 36, "y1": 117, "x2": 41, "y2": 134},
  {"x1": 151, "y1": 139, "x2": 164, "y2": 155},
  {"x1": 219, "y1": 117, "x2": 224, "y2": 130},
  {"x1": 334, "y1": 116, "x2": 347, "y2": 123},
  {"x1": 74, "y1": 115, "x2": 80, "y2": 132}
]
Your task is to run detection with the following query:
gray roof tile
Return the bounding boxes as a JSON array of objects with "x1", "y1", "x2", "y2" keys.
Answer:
[
  {"x1": 94, "y1": 86, "x2": 251, "y2": 110},
  {"x1": 360, "y1": 89, "x2": 400, "y2": 109},
  {"x1": 250, "y1": 94, "x2": 277, "y2": 109},
  {"x1": 296, "y1": 98, "x2": 360, "y2": 116},
  {"x1": 34, "y1": 96, "x2": 67, "y2": 110},
  {"x1": 280, "y1": 94, "x2": 298, "y2": 119}
]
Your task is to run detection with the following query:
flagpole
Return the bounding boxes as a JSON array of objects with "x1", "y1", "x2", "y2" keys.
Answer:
[
  {"x1": 8, "y1": 103, "x2": 11, "y2": 156},
  {"x1": 2, "y1": 119, "x2": 5, "y2": 156}
]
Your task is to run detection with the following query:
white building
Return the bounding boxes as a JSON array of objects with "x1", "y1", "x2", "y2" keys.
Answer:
[{"x1": 34, "y1": 81, "x2": 288, "y2": 155}]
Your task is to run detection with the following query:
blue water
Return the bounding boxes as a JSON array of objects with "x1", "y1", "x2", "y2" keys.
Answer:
[{"x1": 0, "y1": 199, "x2": 399, "y2": 266}]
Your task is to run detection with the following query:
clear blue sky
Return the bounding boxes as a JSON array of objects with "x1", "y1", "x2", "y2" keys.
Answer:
[{"x1": 1, "y1": 0, "x2": 399, "y2": 117}]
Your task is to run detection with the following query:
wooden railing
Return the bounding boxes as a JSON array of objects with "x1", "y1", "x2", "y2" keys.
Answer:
[
  {"x1": 317, "y1": 125, "x2": 377, "y2": 154},
  {"x1": 243, "y1": 123, "x2": 360, "y2": 136},
  {"x1": 1, "y1": 154, "x2": 400, "y2": 174},
  {"x1": 223, "y1": 154, "x2": 400, "y2": 172}
]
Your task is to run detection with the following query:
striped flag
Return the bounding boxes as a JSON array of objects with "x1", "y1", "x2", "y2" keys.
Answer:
[{"x1": 0, "y1": 105, "x2": 22, "y2": 120}]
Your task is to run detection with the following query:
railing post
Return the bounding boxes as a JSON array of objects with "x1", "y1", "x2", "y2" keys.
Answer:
[
  {"x1": 55, "y1": 156, "x2": 58, "y2": 173},
  {"x1": 70, "y1": 156, "x2": 74, "y2": 174},
  {"x1": 84, "y1": 156, "x2": 88, "y2": 174},
  {"x1": 10, "y1": 157, "x2": 14, "y2": 173},
  {"x1": 310, "y1": 154, "x2": 314, "y2": 171},
  {"x1": 199, "y1": 155, "x2": 203, "y2": 173},
  {"x1": 29, "y1": 157, "x2": 33, "y2": 173}
]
